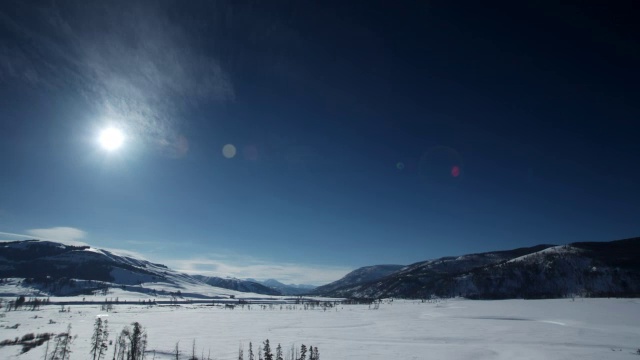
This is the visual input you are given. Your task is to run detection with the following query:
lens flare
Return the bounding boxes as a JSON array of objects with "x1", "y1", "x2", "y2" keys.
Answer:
[
  {"x1": 451, "y1": 165, "x2": 460, "y2": 177},
  {"x1": 222, "y1": 144, "x2": 237, "y2": 158}
]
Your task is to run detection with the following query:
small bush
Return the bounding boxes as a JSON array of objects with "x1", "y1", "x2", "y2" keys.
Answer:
[{"x1": 1, "y1": 332, "x2": 53, "y2": 354}]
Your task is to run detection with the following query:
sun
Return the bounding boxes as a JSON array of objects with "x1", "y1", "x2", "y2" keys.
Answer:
[{"x1": 98, "y1": 127, "x2": 124, "y2": 151}]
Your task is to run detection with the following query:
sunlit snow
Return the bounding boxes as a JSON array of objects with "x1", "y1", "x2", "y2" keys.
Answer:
[{"x1": 0, "y1": 298, "x2": 638, "y2": 359}]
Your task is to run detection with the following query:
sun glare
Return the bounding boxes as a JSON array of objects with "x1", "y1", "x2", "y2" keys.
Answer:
[{"x1": 99, "y1": 127, "x2": 124, "y2": 151}]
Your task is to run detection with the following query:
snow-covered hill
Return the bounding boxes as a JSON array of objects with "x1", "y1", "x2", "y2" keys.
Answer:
[
  {"x1": 313, "y1": 238, "x2": 640, "y2": 299},
  {"x1": 0, "y1": 240, "x2": 279, "y2": 299},
  {"x1": 4, "y1": 237, "x2": 639, "y2": 301},
  {"x1": 311, "y1": 264, "x2": 404, "y2": 295},
  {"x1": 191, "y1": 275, "x2": 282, "y2": 296}
]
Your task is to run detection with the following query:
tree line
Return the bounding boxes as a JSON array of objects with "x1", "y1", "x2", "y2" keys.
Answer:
[
  {"x1": 1, "y1": 296, "x2": 50, "y2": 311},
  {"x1": 36, "y1": 319, "x2": 319, "y2": 360},
  {"x1": 237, "y1": 339, "x2": 319, "y2": 360}
]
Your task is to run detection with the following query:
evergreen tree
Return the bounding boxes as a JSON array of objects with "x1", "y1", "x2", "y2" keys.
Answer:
[
  {"x1": 263, "y1": 339, "x2": 273, "y2": 360},
  {"x1": 100, "y1": 320, "x2": 109, "y2": 360},
  {"x1": 299, "y1": 344, "x2": 307, "y2": 360},
  {"x1": 90, "y1": 318, "x2": 109, "y2": 360},
  {"x1": 238, "y1": 343, "x2": 244, "y2": 360},
  {"x1": 275, "y1": 343, "x2": 283, "y2": 360},
  {"x1": 127, "y1": 322, "x2": 146, "y2": 360},
  {"x1": 60, "y1": 324, "x2": 74, "y2": 360},
  {"x1": 309, "y1": 347, "x2": 318, "y2": 360},
  {"x1": 91, "y1": 318, "x2": 103, "y2": 360},
  {"x1": 141, "y1": 332, "x2": 148, "y2": 359},
  {"x1": 116, "y1": 331, "x2": 127, "y2": 360},
  {"x1": 249, "y1": 342, "x2": 254, "y2": 360}
]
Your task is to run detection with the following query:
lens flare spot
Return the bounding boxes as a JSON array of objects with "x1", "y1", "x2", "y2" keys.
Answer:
[
  {"x1": 418, "y1": 145, "x2": 463, "y2": 184},
  {"x1": 451, "y1": 165, "x2": 461, "y2": 177},
  {"x1": 222, "y1": 144, "x2": 237, "y2": 159}
]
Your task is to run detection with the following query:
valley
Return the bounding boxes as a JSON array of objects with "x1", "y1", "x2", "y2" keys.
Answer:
[{"x1": 1, "y1": 298, "x2": 639, "y2": 359}]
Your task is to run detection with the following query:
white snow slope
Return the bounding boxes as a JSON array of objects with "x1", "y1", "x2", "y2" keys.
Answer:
[{"x1": 0, "y1": 298, "x2": 638, "y2": 359}]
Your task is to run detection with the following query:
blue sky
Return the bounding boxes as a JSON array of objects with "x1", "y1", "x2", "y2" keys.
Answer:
[{"x1": 1, "y1": 1, "x2": 639, "y2": 285}]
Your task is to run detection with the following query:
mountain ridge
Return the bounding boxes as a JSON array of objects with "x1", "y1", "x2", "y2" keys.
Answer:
[
  {"x1": 311, "y1": 238, "x2": 640, "y2": 299},
  {"x1": 0, "y1": 240, "x2": 280, "y2": 298},
  {"x1": 310, "y1": 264, "x2": 404, "y2": 295},
  {"x1": 3, "y1": 237, "x2": 639, "y2": 300},
  {"x1": 254, "y1": 279, "x2": 316, "y2": 295},
  {"x1": 191, "y1": 275, "x2": 281, "y2": 296}
]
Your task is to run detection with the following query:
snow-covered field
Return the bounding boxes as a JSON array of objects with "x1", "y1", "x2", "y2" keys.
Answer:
[{"x1": 1, "y1": 298, "x2": 639, "y2": 359}]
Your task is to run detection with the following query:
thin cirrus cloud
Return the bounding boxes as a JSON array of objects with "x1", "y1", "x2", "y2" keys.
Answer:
[
  {"x1": 27, "y1": 226, "x2": 87, "y2": 243},
  {"x1": 0, "y1": 228, "x2": 150, "y2": 260},
  {"x1": 165, "y1": 255, "x2": 352, "y2": 286},
  {"x1": 0, "y1": 227, "x2": 88, "y2": 246},
  {"x1": 0, "y1": 1, "x2": 234, "y2": 157}
]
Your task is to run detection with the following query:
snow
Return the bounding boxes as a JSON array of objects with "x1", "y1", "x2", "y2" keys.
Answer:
[
  {"x1": 507, "y1": 245, "x2": 583, "y2": 264},
  {"x1": 1, "y1": 298, "x2": 638, "y2": 359}
]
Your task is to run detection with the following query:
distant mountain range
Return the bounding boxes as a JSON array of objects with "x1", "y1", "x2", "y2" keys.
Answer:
[
  {"x1": 192, "y1": 275, "x2": 281, "y2": 296},
  {"x1": 2, "y1": 237, "x2": 639, "y2": 300},
  {"x1": 310, "y1": 238, "x2": 640, "y2": 299},
  {"x1": 250, "y1": 278, "x2": 316, "y2": 295},
  {"x1": 310, "y1": 265, "x2": 404, "y2": 295}
]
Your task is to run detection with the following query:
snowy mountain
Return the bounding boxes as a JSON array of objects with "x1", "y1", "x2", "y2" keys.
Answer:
[
  {"x1": 313, "y1": 238, "x2": 640, "y2": 299},
  {"x1": 0, "y1": 240, "x2": 277, "y2": 299},
  {"x1": 0, "y1": 240, "x2": 177, "y2": 286},
  {"x1": 311, "y1": 265, "x2": 404, "y2": 295},
  {"x1": 191, "y1": 275, "x2": 281, "y2": 296},
  {"x1": 258, "y1": 279, "x2": 316, "y2": 295},
  {"x1": 5, "y1": 237, "x2": 639, "y2": 301}
]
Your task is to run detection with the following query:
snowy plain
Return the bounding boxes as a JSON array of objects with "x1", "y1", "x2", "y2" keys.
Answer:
[{"x1": 1, "y1": 297, "x2": 639, "y2": 360}]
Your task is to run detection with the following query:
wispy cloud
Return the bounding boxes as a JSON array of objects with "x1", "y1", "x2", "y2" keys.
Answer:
[
  {"x1": 99, "y1": 247, "x2": 149, "y2": 261},
  {"x1": 26, "y1": 226, "x2": 86, "y2": 242},
  {"x1": 165, "y1": 255, "x2": 352, "y2": 286},
  {"x1": 0, "y1": 227, "x2": 88, "y2": 246},
  {"x1": 0, "y1": 229, "x2": 149, "y2": 260},
  {"x1": 0, "y1": 1, "x2": 233, "y2": 157}
]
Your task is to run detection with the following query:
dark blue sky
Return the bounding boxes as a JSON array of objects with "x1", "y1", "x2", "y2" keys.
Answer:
[{"x1": 0, "y1": 1, "x2": 638, "y2": 284}]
